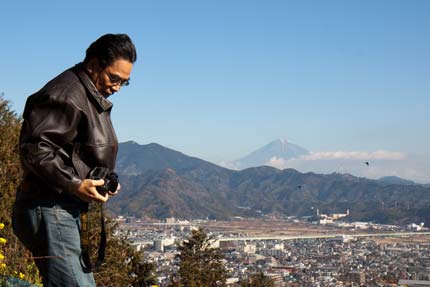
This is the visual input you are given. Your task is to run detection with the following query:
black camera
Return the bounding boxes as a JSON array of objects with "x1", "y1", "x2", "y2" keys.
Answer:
[{"x1": 88, "y1": 167, "x2": 119, "y2": 195}]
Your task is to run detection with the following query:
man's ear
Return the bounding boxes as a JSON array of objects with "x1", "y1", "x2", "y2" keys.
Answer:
[{"x1": 86, "y1": 58, "x2": 100, "y2": 74}]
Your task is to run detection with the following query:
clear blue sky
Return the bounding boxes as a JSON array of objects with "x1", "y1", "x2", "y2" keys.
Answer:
[{"x1": 1, "y1": 0, "x2": 429, "y2": 163}]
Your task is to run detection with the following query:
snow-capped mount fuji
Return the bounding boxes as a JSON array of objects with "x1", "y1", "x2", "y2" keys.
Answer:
[{"x1": 228, "y1": 139, "x2": 310, "y2": 170}]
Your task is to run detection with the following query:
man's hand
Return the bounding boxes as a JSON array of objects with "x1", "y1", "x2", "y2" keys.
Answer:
[
  {"x1": 108, "y1": 183, "x2": 121, "y2": 196},
  {"x1": 74, "y1": 179, "x2": 109, "y2": 203}
]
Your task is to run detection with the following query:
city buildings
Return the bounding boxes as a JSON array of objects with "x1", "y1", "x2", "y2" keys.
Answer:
[{"x1": 116, "y1": 216, "x2": 430, "y2": 286}]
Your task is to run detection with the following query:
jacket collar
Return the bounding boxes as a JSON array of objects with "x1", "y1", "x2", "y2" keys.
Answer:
[{"x1": 73, "y1": 63, "x2": 113, "y2": 112}]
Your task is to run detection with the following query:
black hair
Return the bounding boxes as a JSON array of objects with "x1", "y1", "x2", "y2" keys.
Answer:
[{"x1": 83, "y1": 34, "x2": 137, "y2": 69}]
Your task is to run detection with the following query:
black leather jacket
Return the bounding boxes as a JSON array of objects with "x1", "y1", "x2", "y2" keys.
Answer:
[{"x1": 17, "y1": 63, "x2": 118, "y2": 205}]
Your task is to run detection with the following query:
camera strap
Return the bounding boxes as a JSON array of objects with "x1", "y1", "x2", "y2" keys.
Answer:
[{"x1": 80, "y1": 204, "x2": 107, "y2": 271}]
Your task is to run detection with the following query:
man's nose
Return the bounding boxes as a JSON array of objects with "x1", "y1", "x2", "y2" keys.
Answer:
[{"x1": 111, "y1": 84, "x2": 121, "y2": 92}]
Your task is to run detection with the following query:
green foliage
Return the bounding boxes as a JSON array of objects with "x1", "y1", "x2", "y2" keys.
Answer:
[
  {"x1": 88, "y1": 205, "x2": 158, "y2": 286},
  {"x1": 0, "y1": 95, "x2": 22, "y2": 229},
  {"x1": 0, "y1": 95, "x2": 42, "y2": 285},
  {"x1": 169, "y1": 228, "x2": 227, "y2": 287},
  {"x1": 239, "y1": 272, "x2": 275, "y2": 287}
]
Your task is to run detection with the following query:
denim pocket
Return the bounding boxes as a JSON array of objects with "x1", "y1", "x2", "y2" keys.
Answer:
[{"x1": 12, "y1": 204, "x2": 43, "y2": 251}]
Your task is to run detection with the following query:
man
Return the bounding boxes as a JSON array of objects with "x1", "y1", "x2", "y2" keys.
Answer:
[{"x1": 12, "y1": 34, "x2": 137, "y2": 286}]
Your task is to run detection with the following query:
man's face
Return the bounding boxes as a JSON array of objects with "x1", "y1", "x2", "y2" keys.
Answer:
[{"x1": 87, "y1": 59, "x2": 133, "y2": 97}]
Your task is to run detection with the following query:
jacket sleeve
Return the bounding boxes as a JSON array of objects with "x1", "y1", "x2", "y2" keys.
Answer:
[{"x1": 20, "y1": 90, "x2": 84, "y2": 195}]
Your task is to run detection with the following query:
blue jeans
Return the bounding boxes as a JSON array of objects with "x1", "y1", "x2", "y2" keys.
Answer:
[{"x1": 12, "y1": 202, "x2": 96, "y2": 287}]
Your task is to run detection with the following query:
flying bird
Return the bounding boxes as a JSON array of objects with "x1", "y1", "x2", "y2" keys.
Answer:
[{"x1": 365, "y1": 161, "x2": 369, "y2": 166}]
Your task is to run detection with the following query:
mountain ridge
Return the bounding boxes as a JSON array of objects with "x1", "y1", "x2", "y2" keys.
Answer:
[{"x1": 107, "y1": 141, "x2": 430, "y2": 225}]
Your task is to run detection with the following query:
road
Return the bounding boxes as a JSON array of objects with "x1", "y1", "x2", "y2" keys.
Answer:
[{"x1": 218, "y1": 232, "x2": 430, "y2": 242}]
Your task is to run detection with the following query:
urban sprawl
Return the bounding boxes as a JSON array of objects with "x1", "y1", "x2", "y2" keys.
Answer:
[{"x1": 115, "y1": 211, "x2": 430, "y2": 287}]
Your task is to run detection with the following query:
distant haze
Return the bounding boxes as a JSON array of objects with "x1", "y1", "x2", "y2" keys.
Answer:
[
  {"x1": 226, "y1": 139, "x2": 310, "y2": 170},
  {"x1": 221, "y1": 139, "x2": 430, "y2": 183}
]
